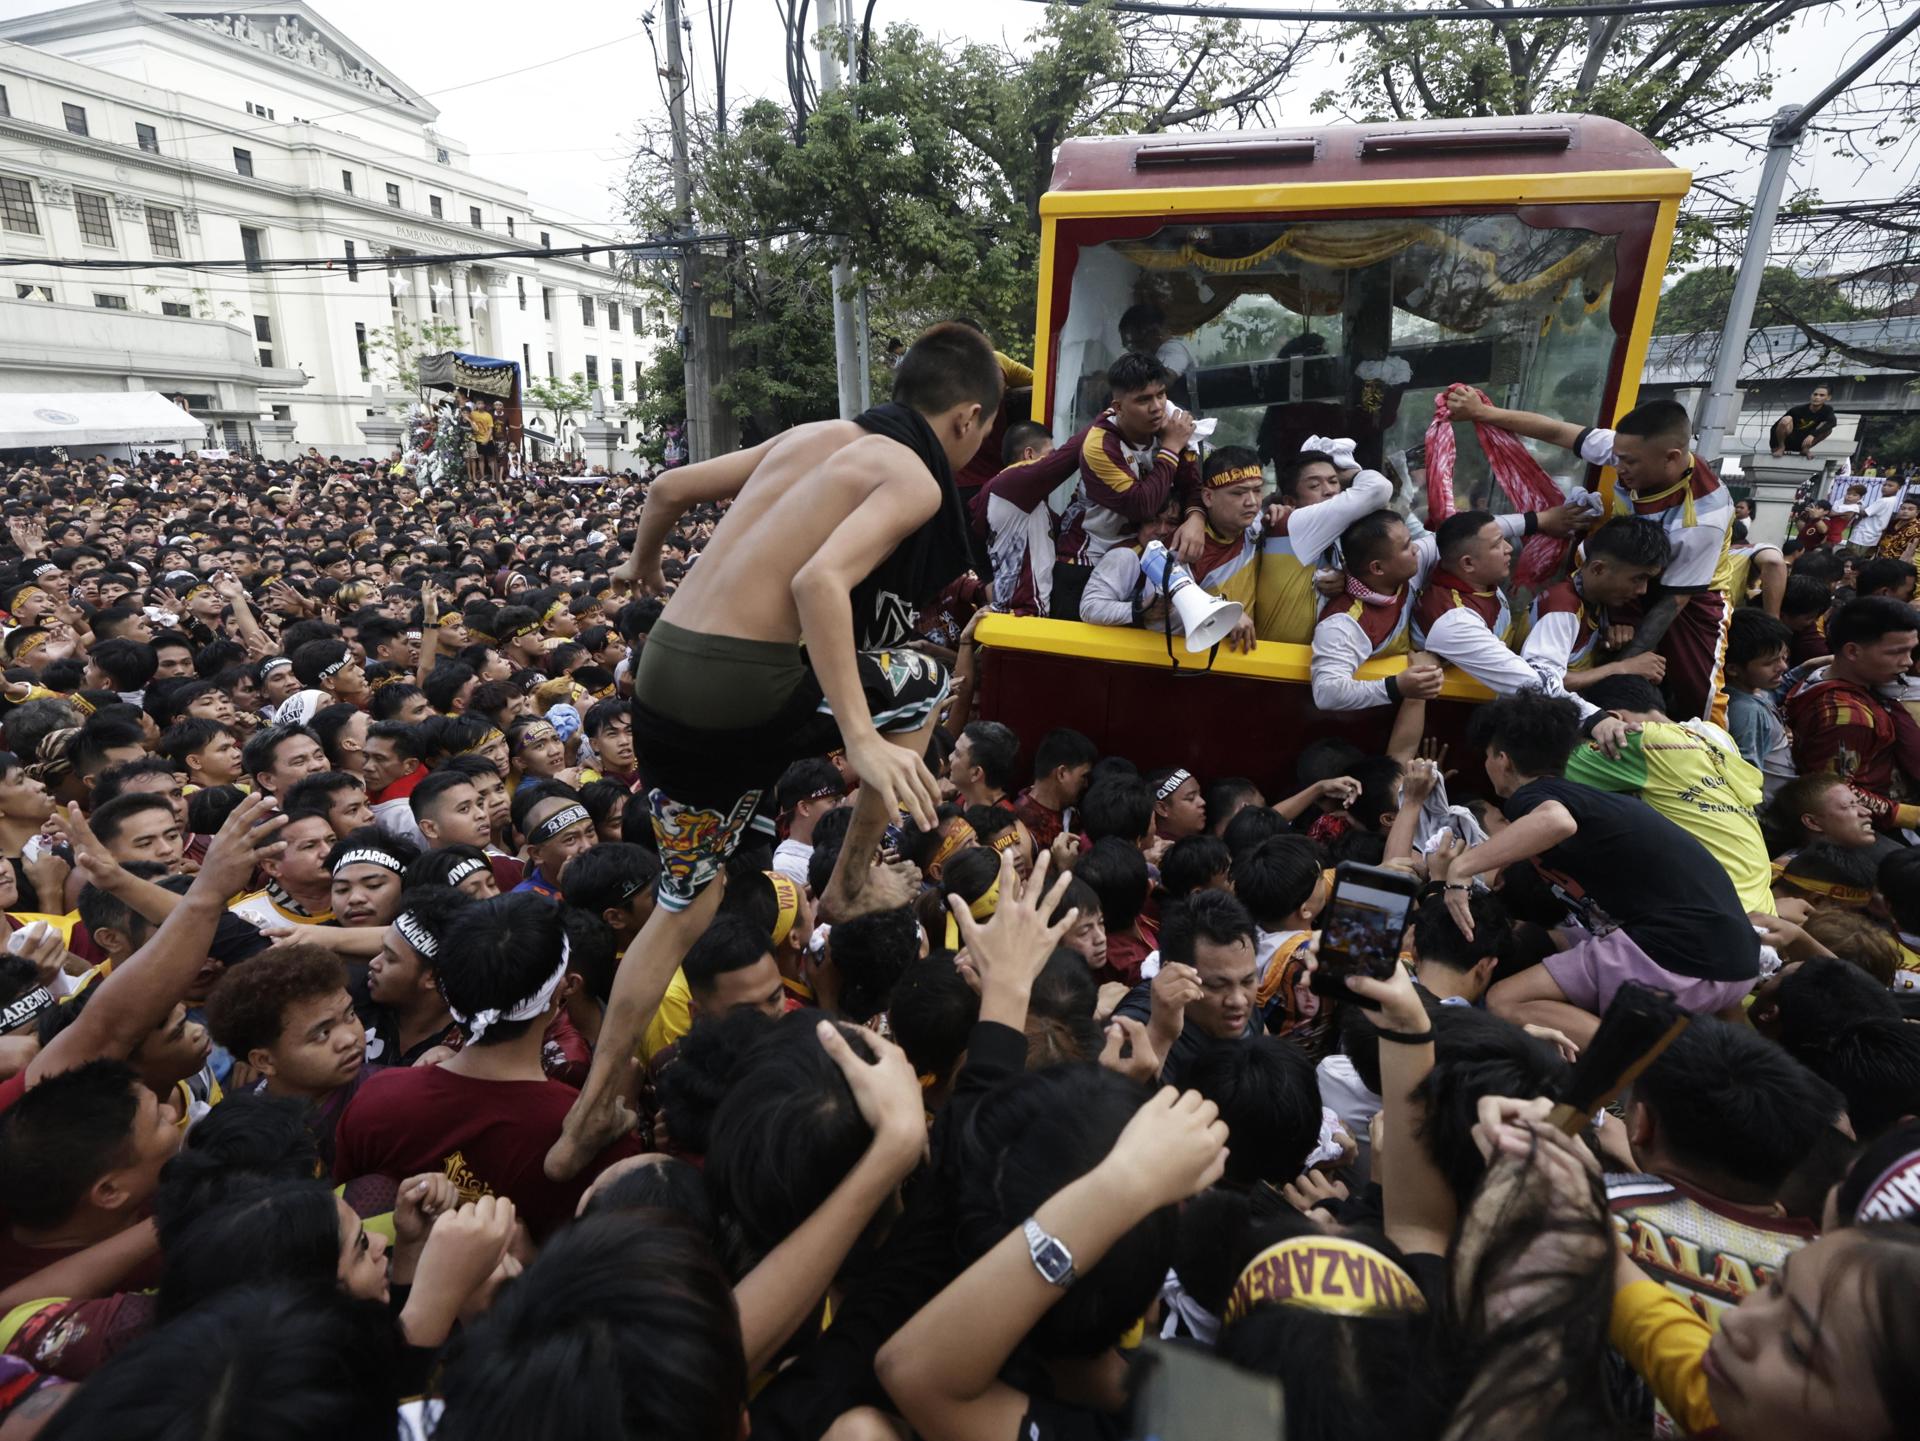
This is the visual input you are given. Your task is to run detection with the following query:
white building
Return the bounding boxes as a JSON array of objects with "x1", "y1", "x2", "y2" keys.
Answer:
[{"x1": 0, "y1": 1, "x2": 660, "y2": 459}]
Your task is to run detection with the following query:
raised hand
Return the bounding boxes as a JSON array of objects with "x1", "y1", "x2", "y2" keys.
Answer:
[
  {"x1": 816, "y1": 1020, "x2": 926, "y2": 1174},
  {"x1": 190, "y1": 791, "x2": 288, "y2": 901},
  {"x1": 844, "y1": 733, "x2": 941, "y2": 833},
  {"x1": 1104, "y1": 1087, "x2": 1230, "y2": 1211}
]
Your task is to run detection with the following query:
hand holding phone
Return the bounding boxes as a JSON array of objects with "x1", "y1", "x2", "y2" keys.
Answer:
[{"x1": 1308, "y1": 862, "x2": 1421, "y2": 1010}]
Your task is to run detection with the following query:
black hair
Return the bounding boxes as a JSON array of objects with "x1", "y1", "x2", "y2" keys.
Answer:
[
  {"x1": 88, "y1": 636, "x2": 159, "y2": 691},
  {"x1": 1727, "y1": 606, "x2": 1792, "y2": 667},
  {"x1": 827, "y1": 907, "x2": 919, "y2": 1022},
  {"x1": 705, "y1": 1013, "x2": 881, "y2": 1266},
  {"x1": 0, "y1": 1058, "x2": 144, "y2": 1228},
  {"x1": 1612, "y1": 398, "x2": 1692, "y2": 445},
  {"x1": 422, "y1": 660, "x2": 477, "y2": 713},
  {"x1": 1340, "y1": 510, "x2": 1408, "y2": 576},
  {"x1": 1577, "y1": 673, "x2": 1666, "y2": 715},
  {"x1": 368, "y1": 680, "x2": 426, "y2": 721},
  {"x1": 1003, "y1": 420, "x2": 1051, "y2": 465},
  {"x1": 957, "y1": 720, "x2": 1021, "y2": 793},
  {"x1": 187, "y1": 784, "x2": 247, "y2": 835},
  {"x1": 1105, "y1": 351, "x2": 1172, "y2": 397},
  {"x1": 1161, "y1": 890, "x2": 1257, "y2": 968},
  {"x1": 1188, "y1": 1035, "x2": 1321, "y2": 1186},
  {"x1": 405, "y1": 843, "x2": 493, "y2": 893},
  {"x1": 1801, "y1": 1019, "x2": 1920, "y2": 1142},
  {"x1": 89, "y1": 790, "x2": 178, "y2": 848},
  {"x1": 1221, "y1": 802, "x2": 1291, "y2": 859},
  {"x1": 73, "y1": 717, "x2": 146, "y2": 775},
  {"x1": 1880, "y1": 848, "x2": 1920, "y2": 934},
  {"x1": 1633, "y1": 1018, "x2": 1842, "y2": 1201},
  {"x1": 1413, "y1": 1008, "x2": 1569, "y2": 1205},
  {"x1": 427, "y1": 1212, "x2": 747, "y2": 1441},
  {"x1": 1074, "y1": 837, "x2": 1150, "y2": 931},
  {"x1": 558, "y1": 841, "x2": 659, "y2": 918},
  {"x1": 1466, "y1": 691, "x2": 1580, "y2": 777},
  {"x1": 580, "y1": 1155, "x2": 718, "y2": 1246},
  {"x1": 1830, "y1": 595, "x2": 1920, "y2": 649},
  {"x1": 775, "y1": 756, "x2": 844, "y2": 814},
  {"x1": 1276, "y1": 449, "x2": 1336, "y2": 502},
  {"x1": 156, "y1": 715, "x2": 233, "y2": 771},
  {"x1": 157, "y1": 1179, "x2": 344, "y2": 1320},
  {"x1": 1161, "y1": 833, "x2": 1231, "y2": 901},
  {"x1": 1032, "y1": 726, "x2": 1097, "y2": 783},
  {"x1": 558, "y1": 904, "x2": 618, "y2": 1006},
  {"x1": 509, "y1": 778, "x2": 580, "y2": 836},
  {"x1": 1081, "y1": 776, "x2": 1154, "y2": 845},
  {"x1": 91, "y1": 753, "x2": 182, "y2": 807},
  {"x1": 1231, "y1": 835, "x2": 1322, "y2": 930},
  {"x1": 409, "y1": 765, "x2": 480, "y2": 822},
  {"x1": 1411, "y1": 888, "x2": 1510, "y2": 973},
  {"x1": 1435, "y1": 508, "x2": 1497, "y2": 567},
  {"x1": 1582, "y1": 514, "x2": 1672, "y2": 570},
  {"x1": 1855, "y1": 557, "x2": 1917, "y2": 597},
  {"x1": 892, "y1": 322, "x2": 1004, "y2": 419},
  {"x1": 682, "y1": 913, "x2": 775, "y2": 998},
  {"x1": 35, "y1": 1285, "x2": 400, "y2": 1441},
  {"x1": 954, "y1": 1064, "x2": 1171, "y2": 1358},
  {"x1": 887, "y1": 952, "x2": 980, "y2": 1083},
  {"x1": 436, "y1": 891, "x2": 566, "y2": 1047},
  {"x1": 151, "y1": 1091, "x2": 324, "y2": 1250},
  {"x1": 1202, "y1": 444, "x2": 1263, "y2": 486},
  {"x1": 1202, "y1": 776, "x2": 1262, "y2": 834},
  {"x1": 241, "y1": 723, "x2": 320, "y2": 783},
  {"x1": 290, "y1": 638, "x2": 352, "y2": 688}
]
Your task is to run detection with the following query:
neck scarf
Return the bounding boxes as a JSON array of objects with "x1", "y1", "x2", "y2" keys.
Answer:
[
  {"x1": 1344, "y1": 574, "x2": 1402, "y2": 607},
  {"x1": 847, "y1": 403, "x2": 982, "y2": 648}
]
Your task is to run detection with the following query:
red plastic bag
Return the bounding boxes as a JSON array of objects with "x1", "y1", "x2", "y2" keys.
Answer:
[{"x1": 1425, "y1": 386, "x2": 1571, "y2": 590}]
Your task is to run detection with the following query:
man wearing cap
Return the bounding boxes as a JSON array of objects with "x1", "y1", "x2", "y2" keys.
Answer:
[{"x1": 512, "y1": 794, "x2": 595, "y2": 898}]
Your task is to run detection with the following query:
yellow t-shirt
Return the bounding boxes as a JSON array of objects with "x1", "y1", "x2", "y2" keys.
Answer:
[
  {"x1": 641, "y1": 967, "x2": 692, "y2": 1060},
  {"x1": 1609, "y1": 1280, "x2": 1719, "y2": 1437},
  {"x1": 1566, "y1": 719, "x2": 1775, "y2": 915},
  {"x1": 469, "y1": 409, "x2": 495, "y2": 444}
]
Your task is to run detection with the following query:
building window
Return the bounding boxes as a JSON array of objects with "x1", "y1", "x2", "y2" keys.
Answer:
[
  {"x1": 0, "y1": 85, "x2": 9, "y2": 117},
  {"x1": 161, "y1": 300, "x2": 191, "y2": 317},
  {"x1": 271, "y1": 404, "x2": 291, "y2": 422},
  {"x1": 385, "y1": 182, "x2": 401, "y2": 207},
  {"x1": 506, "y1": 216, "x2": 515, "y2": 238},
  {"x1": 356, "y1": 322, "x2": 371, "y2": 382},
  {"x1": 341, "y1": 169, "x2": 354, "y2": 194},
  {"x1": 585, "y1": 355, "x2": 598, "y2": 387},
  {"x1": 63, "y1": 103, "x2": 88, "y2": 136},
  {"x1": 540, "y1": 230, "x2": 551, "y2": 250},
  {"x1": 75, "y1": 191, "x2": 115, "y2": 247},
  {"x1": 258, "y1": 348, "x2": 273, "y2": 367},
  {"x1": 546, "y1": 350, "x2": 555, "y2": 378},
  {"x1": 516, "y1": 276, "x2": 526, "y2": 311},
  {"x1": 135, "y1": 123, "x2": 159, "y2": 153},
  {"x1": 240, "y1": 226, "x2": 264, "y2": 273},
  {"x1": 344, "y1": 239, "x2": 358, "y2": 281},
  {"x1": 469, "y1": 206, "x2": 482, "y2": 229},
  {"x1": 2, "y1": 176, "x2": 41, "y2": 237},
  {"x1": 612, "y1": 358, "x2": 624, "y2": 400},
  {"x1": 607, "y1": 302, "x2": 620, "y2": 331},
  {"x1": 435, "y1": 146, "x2": 449, "y2": 164},
  {"x1": 522, "y1": 343, "x2": 532, "y2": 381},
  {"x1": 253, "y1": 314, "x2": 272, "y2": 343},
  {"x1": 93, "y1": 293, "x2": 128, "y2": 310},
  {"x1": 429, "y1": 195, "x2": 442, "y2": 219},
  {"x1": 580, "y1": 296, "x2": 594, "y2": 327},
  {"x1": 541, "y1": 286, "x2": 552, "y2": 321},
  {"x1": 245, "y1": 101, "x2": 276, "y2": 120},
  {"x1": 145, "y1": 204, "x2": 180, "y2": 258},
  {"x1": 15, "y1": 284, "x2": 53, "y2": 301},
  {"x1": 428, "y1": 276, "x2": 438, "y2": 315},
  {"x1": 233, "y1": 148, "x2": 254, "y2": 176}
]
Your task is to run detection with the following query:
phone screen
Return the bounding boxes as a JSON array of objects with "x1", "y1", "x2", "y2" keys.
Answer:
[{"x1": 1310, "y1": 867, "x2": 1418, "y2": 1005}]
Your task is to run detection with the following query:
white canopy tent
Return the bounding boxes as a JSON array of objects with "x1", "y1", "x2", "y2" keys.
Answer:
[{"x1": 0, "y1": 391, "x2": 210, "y2": 449}]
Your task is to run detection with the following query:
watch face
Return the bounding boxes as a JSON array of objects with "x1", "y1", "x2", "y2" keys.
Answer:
[{"x1": 1034, "y1": 1236, "x2": 1073, "y2": 1285}]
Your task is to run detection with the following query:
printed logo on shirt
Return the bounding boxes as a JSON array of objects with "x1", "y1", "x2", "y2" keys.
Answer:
[{"x1": 442, "y1": 1149, "x2": 496, "y2": 1206}]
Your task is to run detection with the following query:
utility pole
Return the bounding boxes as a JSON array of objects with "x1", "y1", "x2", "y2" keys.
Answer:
[
  {"x1": 1693, "y1": 9, "x2": 1920, "y2": 466},
  {"x1": 817, "y1": 0, "x2": 864, "y2": 418},
  {"x1": 664, "y1": 0, "x2": 735, "y2": 460}
]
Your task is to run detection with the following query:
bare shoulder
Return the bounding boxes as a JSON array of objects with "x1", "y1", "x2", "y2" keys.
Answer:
[{"x1": 827, "y1": 432, "x2": 944, "y2": 495}]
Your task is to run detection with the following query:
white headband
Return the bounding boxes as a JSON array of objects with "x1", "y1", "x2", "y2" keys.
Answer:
[
  {"x1": 448, "y1": 940, "x2": 570, "y2": 1043},
  {"x1": 1155, "y1": 768, "x2": 1194, "y2": 803},
  {"x1": 393, "y1": 910, "x2": 439, "y2": 959},
  {"x1": 333, "y1": 847, "x2": 405, "y2": 876}
]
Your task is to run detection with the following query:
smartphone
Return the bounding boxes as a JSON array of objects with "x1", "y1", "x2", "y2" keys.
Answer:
[{"x1": 1308, "y1": 861, "x2": 1422, "y2": 1009}]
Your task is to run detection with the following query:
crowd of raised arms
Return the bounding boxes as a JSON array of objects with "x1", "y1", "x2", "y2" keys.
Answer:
[{"x1": 0, "y1": 325, "x2": 1913, "y2": 1441}]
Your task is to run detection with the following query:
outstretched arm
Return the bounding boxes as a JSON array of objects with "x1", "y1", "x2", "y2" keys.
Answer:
[
  {"x1": 1444, "y1": 387, "x2": 1584, "y2": 453},
  {"x1": 618, "y1": 437, "x2": 778, "y2": 589}
]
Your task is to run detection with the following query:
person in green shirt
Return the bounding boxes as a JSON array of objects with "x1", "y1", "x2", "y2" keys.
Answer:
[{"x1": 1566, "y1": 674, "x2": 1775, "y2": 917}]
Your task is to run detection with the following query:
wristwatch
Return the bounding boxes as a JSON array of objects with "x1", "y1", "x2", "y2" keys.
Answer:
[{"x1": 1023, "y1": 1218, "x2": 1076, "y2": 1288}]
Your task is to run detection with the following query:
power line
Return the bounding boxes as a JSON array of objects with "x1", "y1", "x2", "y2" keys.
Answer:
[{"x1": 1024, "y1": 0, "x2": 1783, "y2": 21}]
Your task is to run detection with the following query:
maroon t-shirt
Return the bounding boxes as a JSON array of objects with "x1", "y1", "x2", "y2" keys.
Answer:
[{"x1": 332, "y1": 1065, "x2": 642, "y2": 1240}]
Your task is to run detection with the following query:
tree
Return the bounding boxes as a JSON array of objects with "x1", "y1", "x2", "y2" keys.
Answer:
[
  {"x1": 524, "y1": 372, "x2": 596, "y2": 450},
  {"x1": 362, "y1": 320, "x2": 463, "y2": 413},
  {"x1": 1653, "y1": 265, "x2": 1866, "y2": 335},
  {"x1": 622, "y1": 0, "x2": 1313, "y2": 436}
]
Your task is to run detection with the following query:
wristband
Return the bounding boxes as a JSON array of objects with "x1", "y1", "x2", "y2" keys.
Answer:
[
  {"x1": 1443, "y1": 882, "x2": 1471, "y2": 892},
  {"x1": 1374, "y1": 1026, "x2": 1435, "y2": 1045},
  {"x1": 1383, "y1": 673, "x2": 1400, "y2": 705}
]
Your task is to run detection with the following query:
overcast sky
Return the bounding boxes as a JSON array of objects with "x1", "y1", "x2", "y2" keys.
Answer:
[{"x1": 285, "y1": 0, "x2": 1902, "y2": 238}]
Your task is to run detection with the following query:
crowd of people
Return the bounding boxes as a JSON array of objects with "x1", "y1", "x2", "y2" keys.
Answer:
[{"x1": 0, "y1": 320, "x2": 1913, "y2": 1441}]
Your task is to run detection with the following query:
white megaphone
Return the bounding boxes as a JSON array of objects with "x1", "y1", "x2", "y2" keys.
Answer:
[{"x1": 1140, "y1": 541, "x2": 1244, "y2": 652}]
